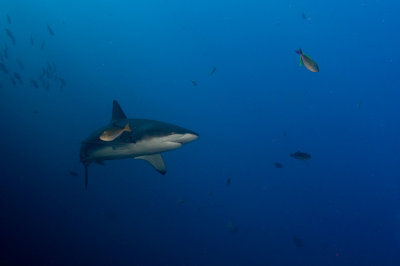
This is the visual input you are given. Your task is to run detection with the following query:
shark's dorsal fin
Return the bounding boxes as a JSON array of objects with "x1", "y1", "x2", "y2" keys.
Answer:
[
  {"x1": 112, "y1": 100, "x2": 127, "y2": 121},
  {"x1": 135, "y1": 154, "x2": 166, "y2": 175}
]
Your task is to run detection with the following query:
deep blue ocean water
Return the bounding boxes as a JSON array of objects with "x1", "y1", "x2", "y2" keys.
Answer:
[{"x1": 1, "y1": 0, "x2": 400, "y2": 265}]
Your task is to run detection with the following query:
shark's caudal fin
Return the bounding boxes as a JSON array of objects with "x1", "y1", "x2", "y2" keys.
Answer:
[
  {"x1": 112, "y1": 100, "x2": 127, "y2": 121},
  {"x1": 84, "y1": 165, "x2": 88, "y2": 189},
  {"x1": 135, "y1": 154, "x2": 166, "y2": 175}
]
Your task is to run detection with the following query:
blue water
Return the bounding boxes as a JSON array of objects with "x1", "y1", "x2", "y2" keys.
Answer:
[{"x1": 1, "y1": 0, "x2": 400, "y2": 265}]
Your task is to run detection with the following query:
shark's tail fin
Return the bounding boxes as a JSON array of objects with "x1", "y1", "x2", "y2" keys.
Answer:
[{"x1": 84, "y1": 164, "x2": 88, "y2": 189}]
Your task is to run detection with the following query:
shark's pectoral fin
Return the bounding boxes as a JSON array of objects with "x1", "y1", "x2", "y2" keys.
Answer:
[{"x1": 135, "y1": 154, "x2": 166, "y2": 175}]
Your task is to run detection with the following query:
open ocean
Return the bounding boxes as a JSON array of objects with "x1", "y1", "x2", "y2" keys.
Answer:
[{"x1": 1, "y1": 0, "x2": 399, "y2": 265}]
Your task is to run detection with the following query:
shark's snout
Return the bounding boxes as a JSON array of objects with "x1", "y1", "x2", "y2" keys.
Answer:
[
  {"x1": 181, "y1": 133, "x2": 198, "y2": 143},
  {"x1": 168, "y1": 133, "x2": 198, "y2": 144}
]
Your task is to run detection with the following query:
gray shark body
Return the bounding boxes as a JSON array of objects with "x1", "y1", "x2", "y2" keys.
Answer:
[{"x1": 80, "y1": 100, "x2": 198, "y2": 188}]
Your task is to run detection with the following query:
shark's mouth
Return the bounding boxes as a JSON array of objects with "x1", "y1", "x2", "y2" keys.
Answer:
[{"x1": 166, "y1": 133, "x2": 198, "y2": 144}]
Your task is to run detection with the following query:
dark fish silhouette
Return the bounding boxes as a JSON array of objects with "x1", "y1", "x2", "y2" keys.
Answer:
[
  {"x1": 0, "y1": 62, "x2": 8, "y2": 74},
  {"x1": 5, "y1": 29, "x2": 16, "y2": 45},
  {"x1": 41, "y1": 40, "x2": 46, "y2": 50},
  {"x1": 226, "y1": 178, "x2": 231, "y2": 187},
  {"x1": 47, "y1": 24, "x2": 55, "y2": 36},
  {"x1": 68, "y1": 170, "x2": 79, "y2": 177},
  {"x1": 39, "y1": 76, "x2": 45, "y2": 87},
  {"x1": 44, "y1": 82, "x2": 50, "y2": 91},
  {"x1": 191, "y1": 80, "x2": 197, "y2": 86},
  {"x1": 16, "y1": 59, "x2": 24, "y2": 70},
  {"x1": 227, "y1": 221, "x2": 236, "y2": 232},
  {"x1": 301, "y1": 12, "x2": 312, "y2": 21},
  {"x1": 6, "y1": 14, "x2": 11, "y2": 24},
  {"x1": 59, "y1": 78, "x2": 67, "y2": 89},
  {"x1": 10, "y1": 77, "x2": 16, "y2": 86},
  {"x1": 293, "y1": 236, "x2": 304, "y2": 247},
  {"x1": 274, "y1": 162, "x2": 283, "y2": 168},
  {"x1": 290, "y1": 151, "x2": 311, "y2": 160},
  {"x1": 30, "y1": 80, "x2": 39, "y2": 88},
  {"x1": 210, "y1": 66, "x2": 216, "y2": 75},
  {"x1": 46, "y1": 63, "x2": 52, "y2": 77},
  {"x1": 3, "y1": 45, "x2": 8, "y2": 59},
  {"x1": 48, "y1": 62, "x2": 57, "y2": 76},
  {"x1": 13, "y1": 72, "x2": 23, "y2": 84},
  {"x1": 177, "y1": 198, "x2": 185, "y2": 204}
]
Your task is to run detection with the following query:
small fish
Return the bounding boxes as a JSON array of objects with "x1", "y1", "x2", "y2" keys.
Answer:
[
  {"x1": 227, "y1": 221, "x2": 236, "y2": 232},
  {"x1": 5, "y1": 29, "x2": 16, "y2": 45},
  {"x1": 47, "y1": 24, "x2": 55, "y2": 36},
  {"x1": 59, "y1": 78, "x2": 67, "y2": 89},
  {"x1": 3, "y1": 45, "x2": 8, "y2": 59},
  {"x1": 210, "y1": 66, "x2": 216, "y2": 75},
  {"x1": 6, "y1": 14, "x2": 11, "y2": 24},
  {"x1": 0, "y1": 63, "x2": 8, "y2": 74},
  {"x1": 13, "y1": 72, "x2": 23, "y2": 84},
  {"x1": 68, "y1": 170, "x2": 79, "y2": 177},
  {"x1": 10, "y1": 77, "x2": 16, "y2": 86},
  {"x1": 290, "y1": 151, "x2": 311, "y2": 160},
  {"x1": 100, "y1": 123, "x2": 131, "y2": 141},
  {"x1": 293, "y1": 236, "x2": 304, "y2": 247},
  {"x1": 177, "y1": 198, "x2": 185, "y2": 204},
  {"x1": 16, "y1": 59, "x2": 24, "y2": 70},
  {"x1": 274, "y1": 162, "x2": 283, "y2": 168},
  {"x1": 301, "y1": 12, "x2": 312, "y2": 21},
  {"x1": 296, "y1": 48, "x2": 319, "y2": 72},
  {"x1": 30, "y1": 80, "x2": 39, "y2": 88},
  {"x1": 191, "y1": 80, "x2": 197, "y2": 86},
  {"x1": 226, "y1": 178, "x2": 231, "y2": 187},
  {"x1": 44, "y1": 82, "x2": 50, "y2": 91}
]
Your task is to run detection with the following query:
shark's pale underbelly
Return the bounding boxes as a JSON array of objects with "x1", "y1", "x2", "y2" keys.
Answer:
[{"x1": 89, "y1": 139, "x2": 182, "y2": 160}]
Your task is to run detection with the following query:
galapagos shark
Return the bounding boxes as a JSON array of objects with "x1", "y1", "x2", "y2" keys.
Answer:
[{"x1": 80, "y1": 100, "x2": 198, "y2": 188}]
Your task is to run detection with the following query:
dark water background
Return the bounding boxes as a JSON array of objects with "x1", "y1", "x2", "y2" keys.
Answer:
[{"x1": 1, "y1": 0, "x2": 400, "y2": 265}]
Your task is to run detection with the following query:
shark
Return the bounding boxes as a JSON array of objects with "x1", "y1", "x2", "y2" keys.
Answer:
[{"x1": 80, "y1": 100, "x2": 198, "y2": 188}]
